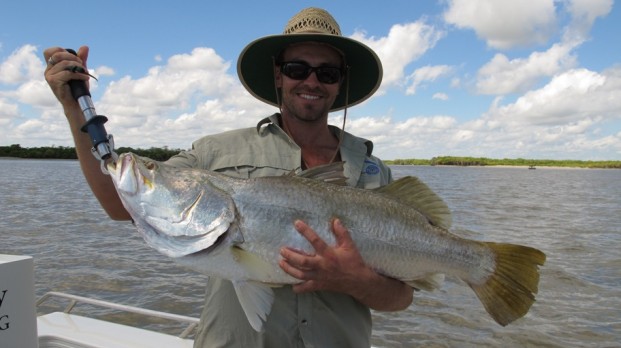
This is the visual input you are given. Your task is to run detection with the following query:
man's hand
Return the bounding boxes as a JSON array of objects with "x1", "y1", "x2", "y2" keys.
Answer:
[
  {"x1": 279, "y1": 218, "x2": 366, "y2": 294},
  {"x1": 44, "y1": 46, "x2": 91, "y2": 107},
  {"x1": 279, "y1": 219, "x2": 413, "y2": 311}
]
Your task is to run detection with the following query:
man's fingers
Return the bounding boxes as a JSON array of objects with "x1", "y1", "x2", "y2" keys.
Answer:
[
  {"x1": 294, "y1": 220, "x2": 329, "y2": 254},
  {"x1": 279, "y1": 258, "x2": 316, "y2": 280},
  {"x1": 279, "y1": 259, "x2": 303, "y2": 278},
  {"x1": 280, "y1": 247, "x2": 314, "y2": 268},
  {"x1": 331, "y1": 218, "x2": 352, "y2": 246}
]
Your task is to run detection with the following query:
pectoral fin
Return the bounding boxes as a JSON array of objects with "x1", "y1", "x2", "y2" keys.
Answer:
[{"x1": 232, "y1": 280, "x2": 275, "y2": 332}]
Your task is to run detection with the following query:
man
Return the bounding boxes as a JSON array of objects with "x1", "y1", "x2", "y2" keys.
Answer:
[{"x1": 44, "y1": 7, "x2": 413, "y2": 347}]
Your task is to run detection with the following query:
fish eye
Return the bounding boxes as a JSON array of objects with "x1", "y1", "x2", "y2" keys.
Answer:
[{"x1": 145, "y1": 161, "x2": 157, "y2": 170}]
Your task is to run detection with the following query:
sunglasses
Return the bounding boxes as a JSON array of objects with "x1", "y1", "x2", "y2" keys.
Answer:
[{"x1": 279, "y1": 61, "x2": 344, "y2": 84}]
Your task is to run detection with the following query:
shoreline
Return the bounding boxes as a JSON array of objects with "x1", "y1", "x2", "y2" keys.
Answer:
[
  {"x1": 1, "y1": 157, "x2": 618, "y2": 169},
  {"x1": 0, "y1": 157, "x2": 77, "y2": 161},
  {"x1": 390, "y1": 164, "x2": 614, "y2": 170}
]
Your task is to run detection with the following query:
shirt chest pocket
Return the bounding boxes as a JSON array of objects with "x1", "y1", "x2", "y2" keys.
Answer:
[{"x1": 213, "y1": 164, "x2": 293, "y2": 179}]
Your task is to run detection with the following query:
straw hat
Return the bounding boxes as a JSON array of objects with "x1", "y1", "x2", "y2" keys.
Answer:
[{"x1": 237, "y1": 7, "x2": 383, "y2": 111}]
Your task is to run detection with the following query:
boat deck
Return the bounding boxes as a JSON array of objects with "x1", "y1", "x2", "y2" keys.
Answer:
[{"x1": 37, "y1": 292, "x2": 198, "y2": 348}]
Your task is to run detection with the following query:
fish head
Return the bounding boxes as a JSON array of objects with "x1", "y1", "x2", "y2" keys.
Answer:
[
  {"x1": 107, "y1": 153, "x2": 236, "y2": 257},
  {"x1": 107, "y1": 152, "x2": 184, "y2": 222}
]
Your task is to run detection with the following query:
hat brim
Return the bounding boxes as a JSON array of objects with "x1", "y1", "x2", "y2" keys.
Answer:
[{"x1": 237, "y1": 34, "x2": 382, "y2": 112}]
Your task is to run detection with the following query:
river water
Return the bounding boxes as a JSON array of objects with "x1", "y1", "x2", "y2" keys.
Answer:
[{"x1": 1, "y1": 159, "x2": 620, "y2": 347}]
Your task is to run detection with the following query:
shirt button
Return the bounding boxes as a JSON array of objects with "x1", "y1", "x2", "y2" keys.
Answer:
[{"x1": 301, "y1": 319, "x2": 308, "y2": 325}]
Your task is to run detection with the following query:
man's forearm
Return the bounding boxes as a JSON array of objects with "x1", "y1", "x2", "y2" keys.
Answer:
[
  {"x1": 66, "y1": 104, "x2": 131, "y2": 221},
  {"x1": 353, "y1": 268, "x2": 414, "y2": 312}
]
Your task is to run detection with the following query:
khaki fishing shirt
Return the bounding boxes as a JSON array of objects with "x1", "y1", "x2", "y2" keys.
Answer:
[{"x1": 166, "y1": 114, "x2": 392, "y2": 348}]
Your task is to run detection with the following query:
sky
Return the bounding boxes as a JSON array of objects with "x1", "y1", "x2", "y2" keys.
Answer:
[{"x1": 1, "y1": 0, "x2": 620, "y2": 160}]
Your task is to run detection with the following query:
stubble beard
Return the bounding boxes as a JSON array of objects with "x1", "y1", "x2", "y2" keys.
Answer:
[
  {"x1": 281, "y1": 90, "x2": 331, "y2": 123},
  {"x1": 283, "y1": 103, "x2": 325, "y2": 124}
]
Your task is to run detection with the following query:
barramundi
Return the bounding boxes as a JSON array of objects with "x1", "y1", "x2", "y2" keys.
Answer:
[{"x1": 107, "y1": 152, "x2": 546, "y2": 331}]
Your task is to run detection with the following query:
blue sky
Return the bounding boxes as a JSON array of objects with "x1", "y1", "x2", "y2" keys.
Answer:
[{"x1": 1, "y1": 0, "x2": 620, "y2": 160}]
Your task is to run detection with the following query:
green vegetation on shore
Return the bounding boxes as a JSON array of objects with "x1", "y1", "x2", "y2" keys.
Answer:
[
  {"x1": 0, "y1": 144, "x2": 182, "y2": 161},
  {"x1": 386, "y1": 156, "x2": 621, "y2": 169},
  {"x1": 2, "y1": 145, "x2": 619, "y2": 168}
]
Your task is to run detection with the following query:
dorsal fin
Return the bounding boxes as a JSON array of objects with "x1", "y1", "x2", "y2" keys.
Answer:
[
  {"x1": 375, "y1": 176, "x2": 452, "y2": 229},
  {"x1": 296, "y1": 161, "x2": 348, "y2": 186}
]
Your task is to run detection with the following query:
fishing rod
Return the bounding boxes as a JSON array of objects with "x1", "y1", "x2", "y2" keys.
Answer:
[{"x1": 66, "y1": 49, "x2": 118, "y2": 174}]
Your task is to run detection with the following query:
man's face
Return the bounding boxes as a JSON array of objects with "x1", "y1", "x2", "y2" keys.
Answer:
[{"x1": 276, "y1": 42, "x2": 343, "y2": 122}]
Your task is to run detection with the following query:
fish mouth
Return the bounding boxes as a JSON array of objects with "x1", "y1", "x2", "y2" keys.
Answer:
[
  {"x1": 105, "y1": 153, "x2": 132, "y2": 178},
  {"x1": 108, "y1": 153, "x2": 141, "y2": 195},
  {"x1": 120, "y1": 153, "x2": 135, "y2": 180}
]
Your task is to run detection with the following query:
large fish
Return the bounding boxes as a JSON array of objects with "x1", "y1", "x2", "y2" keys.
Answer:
[{"x1": 107, "y1": 152, "x2": 546, "y2": 331}]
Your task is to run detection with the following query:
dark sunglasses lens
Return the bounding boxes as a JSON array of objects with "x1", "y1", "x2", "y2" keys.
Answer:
[
  {"x1": 282, "y1": 63, "x2": 341, "y2": 84},
  {"x1": 283, "y1": 63, "x2": 311, "y2": 79},
  {"x1": 316, "y1": 68, "x2": 341, "y2": 84}
]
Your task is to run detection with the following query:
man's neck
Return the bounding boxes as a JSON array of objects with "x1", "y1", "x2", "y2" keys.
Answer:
[{"x1": 279, "y1": 113, "x2": 340, "y2": 168}]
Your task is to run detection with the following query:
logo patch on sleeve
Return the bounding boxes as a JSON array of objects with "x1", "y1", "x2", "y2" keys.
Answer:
[{"x1": 363, "y1": 160, "x2": 380, "y2": 175}]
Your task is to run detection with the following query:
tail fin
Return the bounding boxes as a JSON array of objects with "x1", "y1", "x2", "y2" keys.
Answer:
[{"x1": 469, "y1": 242, "x2": 546, "y2": 326}]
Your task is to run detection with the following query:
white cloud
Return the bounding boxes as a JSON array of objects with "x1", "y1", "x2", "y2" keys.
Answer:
[
  {"x1": 432, "y1": 93, "x2": 449, "y2": 101},
  {"x1": 0, "y1": 45, "x2": 43, "y2": 84},
  {"x1": 101, "y1": 47, "x2": 234, "y2": 109},
  {"x1": 444, "y1": 0, "x2": 557, "y2": 49},
  {"x1": 15, "y1": 79, "x2": 58, "y2": 106},
  {"x1": 91, "y1": 47, "x2": 275, "y2": 148},
  {"x1": 564, "y1": 0, "x2": 613, "y2": 40},
  {"x1": 0, "y1": 98, "x2": 19, "y2": 126},
  {"x1": 94, "y1": 66, "x2": 115, "y2": 77},
  {"x1": 98, "y1": 47, "x2": 236, "y2": 120},
  {"x1": 406, "y1": 65, "x2": 453, "y2": 95},
  {"x1": 453, "y1": 0, "x2": 613, "y2": 97},
  {"x1": 429, "y1": 67, "x2": 621, "y2": 159},
  {"x1": 10, "y1": 109, "x2": 73, "y2": 145},
  {"x1": 476, "y1": 42, "x2": 578, "y2": 95},
  {"x1": 0, "y1": 45, "x2": 274, "y2": 149},
  {"x1": 351, "y1": 21, "x2": 445, "y2": 93},
  {"x1": 487, "y1": 68, "x2": 621, "y2": 126},
  {"x1": 343, "y1": 67, "x2": 621, "y2": 160},
  {"x1": 340, "y1": 114, "x2": 461, "y2": 159}
]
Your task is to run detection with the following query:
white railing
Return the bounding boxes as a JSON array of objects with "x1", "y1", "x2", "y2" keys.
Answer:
[{"x1": 36, "y1": 291, "x2": 199, "y2": 339}]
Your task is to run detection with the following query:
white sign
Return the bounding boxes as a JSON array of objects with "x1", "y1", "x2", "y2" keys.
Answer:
[{"x1": 0, "y1": 254, "x2": 37, "y2": 348}]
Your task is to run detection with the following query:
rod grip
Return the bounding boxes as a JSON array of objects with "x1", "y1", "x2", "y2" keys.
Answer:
[{"x1": 65, "y1": 48, "x2": 91, "y2": 100}]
